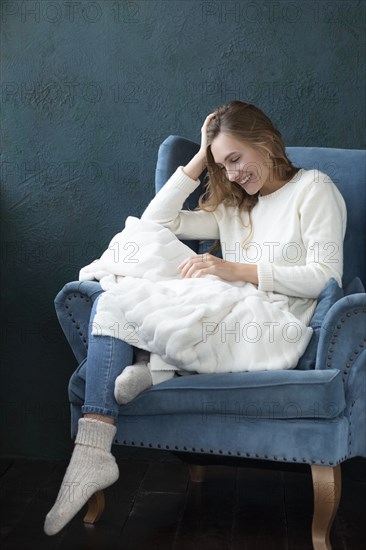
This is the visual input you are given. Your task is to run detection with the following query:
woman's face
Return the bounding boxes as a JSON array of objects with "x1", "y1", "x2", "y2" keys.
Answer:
[{"x1": 210, "y1": 132, "x2": 276, "y2": 196}]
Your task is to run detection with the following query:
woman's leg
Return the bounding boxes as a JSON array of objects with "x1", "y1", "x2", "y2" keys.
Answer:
[
  {"x1": 81, "y1": 293, "x2": 135, "y2": 422},
  {"x1": 44, "y1": 294, "x2": 134, "y2": 536}
]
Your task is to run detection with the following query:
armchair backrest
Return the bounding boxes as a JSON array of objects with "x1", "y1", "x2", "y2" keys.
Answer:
[{"x1": 155, "y1": 136, "x2": 366, "y2": 288}]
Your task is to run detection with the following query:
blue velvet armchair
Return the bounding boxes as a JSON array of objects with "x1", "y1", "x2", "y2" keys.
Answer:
[{"x1": 55, "y1": 137, "x2": 366, "y2": 549}]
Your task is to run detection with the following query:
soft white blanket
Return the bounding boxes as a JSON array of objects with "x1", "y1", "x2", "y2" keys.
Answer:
[{"x1": 79, "y1": 216, "x2": 313, "y2": 373}]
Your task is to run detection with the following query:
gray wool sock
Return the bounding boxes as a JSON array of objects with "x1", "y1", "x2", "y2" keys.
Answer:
[
  {"x1": 44, "y1": 418, "x2": 119, "y2": 536},
  {"x1": 114, "y1": 362, "x2": 153, "y2": 404}
]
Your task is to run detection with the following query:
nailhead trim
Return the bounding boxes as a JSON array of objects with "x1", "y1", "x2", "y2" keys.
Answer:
[
  {"x1": 326, "y1": 308, "x2": 366, "y2": 384},
  {"x1": 64, "y1": 292, "x2": 93, "y2": 352},
  {"x1": 348, "y1": 400, "x2": 356, "y2": 455},
  {"x1": 115, "y1": 439, "x2": 343, "y2": 465}
]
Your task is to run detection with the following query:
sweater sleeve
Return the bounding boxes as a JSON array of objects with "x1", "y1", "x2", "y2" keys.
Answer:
[
  {"x1": 140, "y1": 166, "x2": 220, "y2": 240},
  {"x1": 257, "y1": 172, "x2": 347, "y2": 299}
]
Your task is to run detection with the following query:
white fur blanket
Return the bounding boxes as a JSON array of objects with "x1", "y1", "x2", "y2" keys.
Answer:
[{"x1": 79, "y1": 216, "x2": 313, "y2": 373}]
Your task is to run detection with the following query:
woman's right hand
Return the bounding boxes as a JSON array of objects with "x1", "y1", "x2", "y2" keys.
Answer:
[
  {"x1": 198, "y1": 112, "x2": 217, "y2": 157},
  {"x1": 182, "y1": 112, "x2": 218, "y2": 180}
]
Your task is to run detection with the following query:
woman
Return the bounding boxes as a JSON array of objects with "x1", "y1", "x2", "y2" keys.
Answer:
[{"x1": 44, "y1": 100, "x2": 347, "y2": 535}]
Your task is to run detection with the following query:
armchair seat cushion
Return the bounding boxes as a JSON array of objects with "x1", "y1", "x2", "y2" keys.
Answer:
[
  {"x1": 115, "y1": 368, "x2": 346, "y2": 420},
  {"x1": 69, "y1": 363, "x2": 345, "y2": 421},
  {"x1": 69, "y1": 362, "x2": 346, "y2": 422}
]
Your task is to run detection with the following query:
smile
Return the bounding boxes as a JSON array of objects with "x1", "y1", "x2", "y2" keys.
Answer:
[{"x1": 238, "y1": 174, "x2": 252, "y2": 187}]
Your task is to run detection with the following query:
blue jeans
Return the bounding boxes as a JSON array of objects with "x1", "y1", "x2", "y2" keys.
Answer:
[{"x1": 81, "y1": 293, "x2": 134, "y2": 420}]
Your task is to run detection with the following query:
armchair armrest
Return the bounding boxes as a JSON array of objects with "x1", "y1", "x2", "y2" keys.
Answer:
[
  {"x1": 54, "y1": 280, "x2": 104, "y2": 363},
  {"x1": 316, "y1": 293, "x2": 366, "y2": 376},
  {"x1": 316, "y1": 293, "x2": 366, "y2": 458}
]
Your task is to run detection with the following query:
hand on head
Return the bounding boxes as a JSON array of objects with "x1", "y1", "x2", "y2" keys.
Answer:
[{"x1": 199, "y1": 112, "x2": 217, "y2": 157}]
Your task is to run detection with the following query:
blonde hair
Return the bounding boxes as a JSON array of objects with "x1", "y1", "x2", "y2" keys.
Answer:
[{"x1": 195, "y1": 100, "x2": 299, "y2": 252}]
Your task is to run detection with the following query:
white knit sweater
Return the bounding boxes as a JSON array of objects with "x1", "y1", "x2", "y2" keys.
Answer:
[{"x1": 141, "y1": 166, "x2": 347, "y2": 326}]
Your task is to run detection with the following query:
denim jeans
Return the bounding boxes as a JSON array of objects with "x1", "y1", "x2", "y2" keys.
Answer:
[{"x1": 81, "y1": 293, "x2": 134, "y2": 420}]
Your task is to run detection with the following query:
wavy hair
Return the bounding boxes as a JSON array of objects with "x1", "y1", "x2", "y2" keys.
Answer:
[{"x1": 196, "y1": 100, "x2": 299, "y2": 253}]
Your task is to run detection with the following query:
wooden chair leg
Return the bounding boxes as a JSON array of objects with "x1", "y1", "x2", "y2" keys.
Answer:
[
  {"x1": 187, "y1": 463, "x2": 206, "y2": 482},
  {"x1": 311, "y1": 464, "x2": 341, "y2": 550},
  {"x1": 83, "y1": 490, "x2": 105, "y2": 524}
]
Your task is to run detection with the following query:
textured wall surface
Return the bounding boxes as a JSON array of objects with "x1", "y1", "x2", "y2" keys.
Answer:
[{"x1": 1, "y1": 0, "x2": 365, "y2": 459}]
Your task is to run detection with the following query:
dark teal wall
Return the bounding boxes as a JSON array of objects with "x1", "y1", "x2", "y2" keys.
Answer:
[{"x1": 1, "y1": 0, "x2": 365, "y2": 459}]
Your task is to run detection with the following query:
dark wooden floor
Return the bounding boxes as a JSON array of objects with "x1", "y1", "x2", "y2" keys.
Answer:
[{"x1": 0, "y1": 448, "x2": 365, "y2": 550}]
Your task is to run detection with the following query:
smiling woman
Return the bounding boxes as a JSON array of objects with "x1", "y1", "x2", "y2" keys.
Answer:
[
  {"x1": 44, "y1": 100, "x2": 347, "y2": 538},
  {"x1": 141, "y1": 100, "x2": 346, "y2": 304},
  {"x1": 210, "y1": 133, "x2": 287, "y2": 196},
  {"x1": 196, "y1": 101, "x2": 300, "y2": 251}
]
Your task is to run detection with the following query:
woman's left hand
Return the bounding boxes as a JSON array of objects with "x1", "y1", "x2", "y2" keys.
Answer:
[{"x1": 177, "y1": 253, "x2": 241, "y2": 282}]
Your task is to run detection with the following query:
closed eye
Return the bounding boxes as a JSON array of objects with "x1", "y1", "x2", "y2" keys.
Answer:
[{"x1": 218, "y1": 157, "x2": 240, "y2": 170}]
